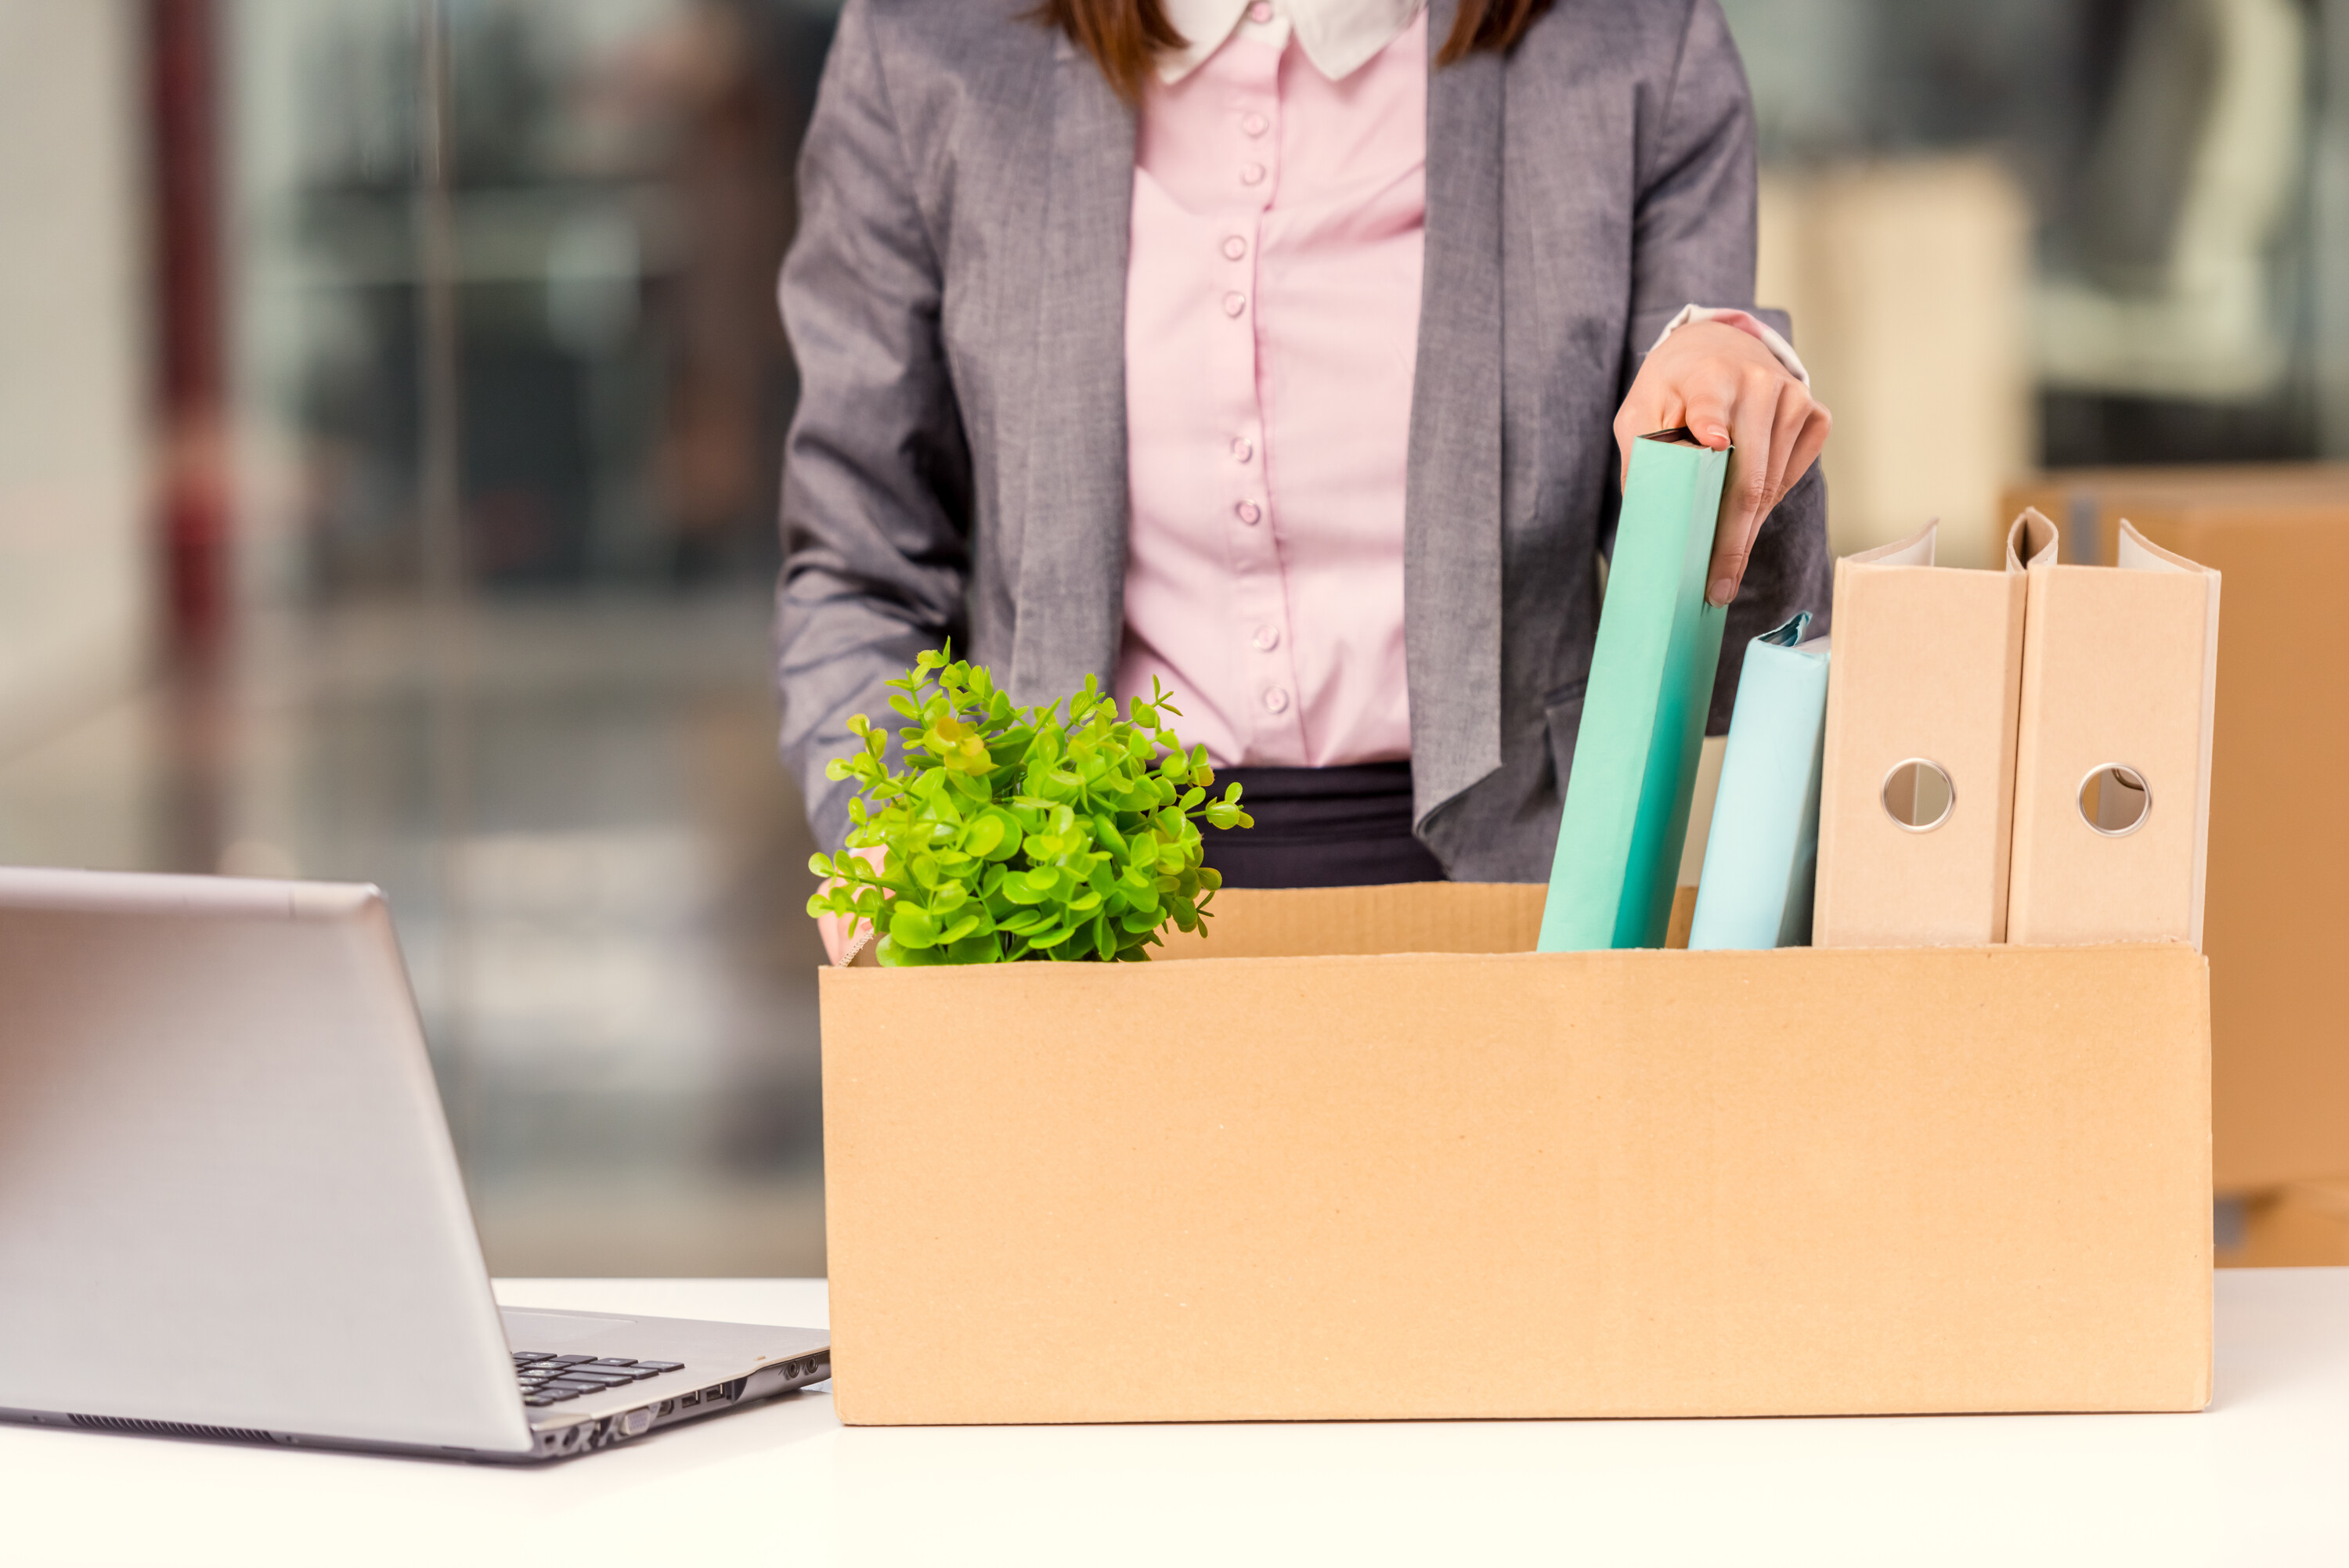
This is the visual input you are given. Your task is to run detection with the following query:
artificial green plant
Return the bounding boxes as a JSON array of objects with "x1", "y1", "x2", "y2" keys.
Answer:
[{"x1": 806, "y1": 650, "x2": 1251, "y2": 964}]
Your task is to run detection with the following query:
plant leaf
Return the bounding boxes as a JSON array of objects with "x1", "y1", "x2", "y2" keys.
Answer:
[
  {"x1": 888, "y1": 903, "x2": 940, "y2": 950},
  {"x1": 816, "y1": 654, "x2": 1252, "y2": 964}
]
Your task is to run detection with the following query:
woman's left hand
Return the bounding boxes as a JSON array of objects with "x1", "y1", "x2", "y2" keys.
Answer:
[{"x1": 1612, "y1": 319, "x2": 1832, "y2": 607}]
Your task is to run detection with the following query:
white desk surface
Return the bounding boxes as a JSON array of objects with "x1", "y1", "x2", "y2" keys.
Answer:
[{"x1": 9, "y1": 1268, "x2": 2348, "y2": 1566}]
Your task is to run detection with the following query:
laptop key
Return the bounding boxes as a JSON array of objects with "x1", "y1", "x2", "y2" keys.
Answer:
[
  {"x1": 634, "y1": 1361, "x2": 685, "y2": 1373},
  {"x1": 585, "y1": 1358, "x2": 638, "y2": 1368},
  {"x1": 547, "y1": 1354, "x2": 597, "y2": 1364},
  {"x1": 525, "y1": 1397, "x2": 557, "y2": 1407}
]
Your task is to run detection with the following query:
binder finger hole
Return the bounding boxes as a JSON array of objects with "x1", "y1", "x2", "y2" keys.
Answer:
[
  {"x1": 2077, "y1": 765, "x2": 2152, "y2": 836},
  {"x1": 1881, "y1": 759, "x2": 1955, "y2": 832}
]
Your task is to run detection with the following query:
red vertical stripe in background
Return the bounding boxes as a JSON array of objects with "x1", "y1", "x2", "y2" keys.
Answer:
[{"x1": 150, "y1": 0, "x2": 232, "y2": 655}]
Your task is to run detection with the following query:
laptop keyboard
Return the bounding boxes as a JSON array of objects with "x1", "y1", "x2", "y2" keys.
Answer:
[{"x1": 511, "y1": 1353, "x2": 686, "y2": 1408}]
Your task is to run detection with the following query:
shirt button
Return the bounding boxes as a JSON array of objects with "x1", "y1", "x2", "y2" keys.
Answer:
[
  {"x1": 1262, "y1": 687, "x2": 1290, "y2": 715},
  {"x1": 1252, "y1": 625, "x2": 1281, "y2": 651},
  {"x1": 1222, "y1": 291, "x2": 1247, "y2": 318},
  {"x1": 1221, "y1": 235, "x2": 1247, "y2": 261},
  {"x1": 1230, "y1": 436, "x2": 1254, "y2": 462},
  {"x1": 1243, "y1": 112, "x2": 1269, "y2": 137},
  {"x1": 1240, "y1": 162, "x2": 1266, "y2": 187},
  {"x1": 1236, "y1": 501, "x2": 1261, "y2": 525},
  {"x1": 1247, "y1": 1, "x2": 1273, "y2": 20}
]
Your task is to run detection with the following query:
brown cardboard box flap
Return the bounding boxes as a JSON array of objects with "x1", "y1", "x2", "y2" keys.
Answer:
[
  {"x1": 822, "y1": 896, "x2": 2212, "y2": 1426},
  {"x1": 1154, "y1": 881, "x2": 1544, "y2": 961}
]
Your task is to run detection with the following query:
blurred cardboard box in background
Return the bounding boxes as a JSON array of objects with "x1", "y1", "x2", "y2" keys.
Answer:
[
  {"x1": 2219, "y1": 1180, "x2": 2349, "y2": 1268},
  {"x1": 2003, "y1": 467, "x2": 2349, "y2": 1195},
  {"x1": 1762, "y1": 158, "x2": 2034, "y2": 568}
]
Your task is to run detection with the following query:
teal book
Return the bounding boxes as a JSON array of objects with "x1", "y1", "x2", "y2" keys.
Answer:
[
  {"x1": 1537, "y1": 429, "x2": 1730, "y2": 952},
  {"x1": 1687, "y1": 612, "x2": 1831, "y2": 950}
]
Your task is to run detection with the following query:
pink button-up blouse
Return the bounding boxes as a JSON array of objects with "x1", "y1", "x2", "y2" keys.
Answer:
[
  {"x1": 1116, "y1": 11, "x2": 1428, "y2": 769},
  {"x1": 1114, "y1": 7, "x2": 1806, "y2": 771}
]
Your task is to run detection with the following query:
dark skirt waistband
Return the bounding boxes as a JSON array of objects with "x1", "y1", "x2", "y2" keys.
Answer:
[{"x1": 1198, "y1": 761, "x2": 1446, "y2": 890}]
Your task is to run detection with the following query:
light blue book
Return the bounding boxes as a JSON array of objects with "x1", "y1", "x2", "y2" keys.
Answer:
[
  {"x1": 1538, "y1": 431, "x2": 1730, "y2": 952},
  {"x1": 1687, "y1": 612, "x2": 1831, "y2": 950}
]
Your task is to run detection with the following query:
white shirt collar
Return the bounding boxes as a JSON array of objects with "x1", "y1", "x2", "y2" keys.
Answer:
[{"x1": 1156, "y1": 0, "x2": 1426, "y2": 85}]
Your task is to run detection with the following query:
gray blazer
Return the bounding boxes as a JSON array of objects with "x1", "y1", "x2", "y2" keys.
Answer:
[{"x1": 775, "y1": 0, "x2": 1831, "y2": 880}]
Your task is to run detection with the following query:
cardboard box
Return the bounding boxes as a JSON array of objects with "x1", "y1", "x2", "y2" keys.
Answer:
[
  {"x1": 2217, "y1": 1180, "x2": 2349, "y2": 1268},
  {"x1": 821, "y1": 884, "x2": 2212, "y2": 1426},
  {"x1": 2001, "y1": 468, "x2": 2349, "y2": 1191}
]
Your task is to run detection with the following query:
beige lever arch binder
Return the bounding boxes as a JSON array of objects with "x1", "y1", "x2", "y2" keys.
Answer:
[
  {"x1": 2005, "y1": 514, "x2": 2221, "y2": 946},
  {"x1": 1813, "y1": 522, "x2": 2030, "y2": 946}
]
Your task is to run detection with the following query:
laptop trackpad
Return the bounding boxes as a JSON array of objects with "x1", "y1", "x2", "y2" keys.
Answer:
[{"x1": 500, "y1": 1309, "x2": 638, "y2": 1349}]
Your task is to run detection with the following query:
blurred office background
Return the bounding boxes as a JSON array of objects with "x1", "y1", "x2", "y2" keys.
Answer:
[{"x1": 1, "y1": 0, "x2": 2345, "y2": 1275}]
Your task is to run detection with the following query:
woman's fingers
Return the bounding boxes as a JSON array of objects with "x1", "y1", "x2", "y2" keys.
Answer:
[
  {"x1": 1709, "y1": 370, "x2": 1790, "y2": 605},
  {"x1": 1788, "y1": 398, "x2": 1833, "y2": 500},
  {"x1": 1678, "y1": 368, "x2": 1739, "y2": 456},
  {"x1": 1613, "y1": 393, "x2": 1680, "y2": 485},
  {"x1": 1714, "y1": 382, "x2": 1813, "y2": 600},
  {"x1": 1612, "y1": 321, "x2": 1834, "y2": 604},
  {"x1": 1763, "y1": 378, "x2": 1810, "y2": 503}
]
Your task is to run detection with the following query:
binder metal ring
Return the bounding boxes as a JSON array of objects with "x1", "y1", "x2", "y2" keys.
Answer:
[
  {"x1": 2077, "y1": 763, "x2": 2152, "y2": 838},
  {"x1": 1879, "y1": 758, "x2": 1956, "y2": 833}
]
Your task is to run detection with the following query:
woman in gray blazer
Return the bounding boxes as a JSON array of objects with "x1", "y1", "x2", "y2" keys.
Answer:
[{"x1": 777, "y1": 0, "x2": 1830, "y2": 920}]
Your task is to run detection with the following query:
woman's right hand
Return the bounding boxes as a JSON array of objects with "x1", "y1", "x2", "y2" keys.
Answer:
[{"x1": 1612, "y1": 319, "x2": 1831, "y2": 607}]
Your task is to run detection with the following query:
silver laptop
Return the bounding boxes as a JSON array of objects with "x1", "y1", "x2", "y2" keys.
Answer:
[{"x1": 0, "y1": 867, "x2": 829, "y2": 1462}]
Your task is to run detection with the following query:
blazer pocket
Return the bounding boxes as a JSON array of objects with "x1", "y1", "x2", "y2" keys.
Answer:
[{"x1": 1543, "y1": 678, "x2": 1589, "y2": 798}]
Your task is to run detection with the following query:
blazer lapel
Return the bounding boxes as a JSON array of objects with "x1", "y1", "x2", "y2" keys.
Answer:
[
  {"x1": 1405, "y1": 0, "x2": 1506, "y2": 823},
  {"x1": 1009, "y1": 35, "x2": 1137, "y2": 707}
]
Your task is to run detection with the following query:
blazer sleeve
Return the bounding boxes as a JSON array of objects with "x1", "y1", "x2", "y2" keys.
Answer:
[
  {"x1": 1618, "y1": 0, "x2": 1834, "y2": 735},
  {"x1": 774, "y1": 0, "x2": 975, "y2": 851}
]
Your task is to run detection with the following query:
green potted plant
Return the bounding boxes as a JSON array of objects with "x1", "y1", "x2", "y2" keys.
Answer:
[{"x1": 807, "y1": 650, "x2": 1250, "y2": 965}]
